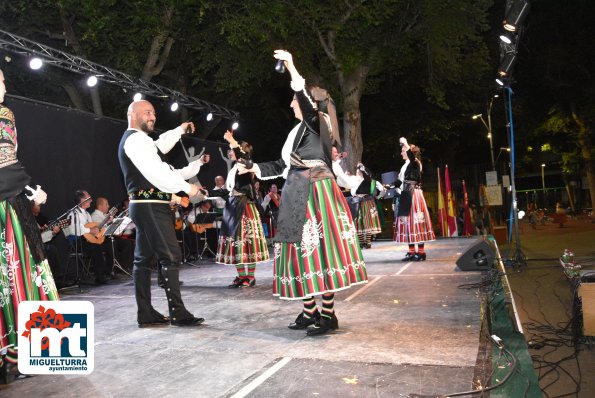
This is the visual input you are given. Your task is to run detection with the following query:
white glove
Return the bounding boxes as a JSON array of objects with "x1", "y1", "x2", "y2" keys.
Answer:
[{"x1": 25, "y1": 185, "x2": 47, "y2": 205}]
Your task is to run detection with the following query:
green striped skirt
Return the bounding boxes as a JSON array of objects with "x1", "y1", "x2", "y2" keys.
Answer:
[
  {"x1": 273, "y1": 178, "x2": 368, "y2": 300},
  {"x1": 357, "y1": 196, "x2": 382, "y2": 235},
  {"x1": 0, "y1": 199, "x2": 59, "y2": 365},
  {"x1": 216, "y1": 202, "x2": 270, "y2": 265}
]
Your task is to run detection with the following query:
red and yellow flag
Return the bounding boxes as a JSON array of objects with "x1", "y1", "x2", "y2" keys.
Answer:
[
  {"x1": 462, "y1": 179, "x2": 473, "y2": 236},
  {"x1": 437, "y1": 167, "x2": 447, "y2": 237},
  {"x1": 445, "y1": 165, "x2": 458, "y2": 237}
]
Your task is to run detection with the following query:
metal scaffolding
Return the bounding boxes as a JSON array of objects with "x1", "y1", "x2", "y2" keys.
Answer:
[{"x1": 0, "y1": 29, "x2": 239, "y2": 120}]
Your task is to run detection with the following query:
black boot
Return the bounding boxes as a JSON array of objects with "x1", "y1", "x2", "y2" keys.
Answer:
[
  {"x1": 288, "y1": 310, "x2": 320, "y2": 330},
  {"x1": 0, "y1": 359, "x2": 7, "y2": 385},
  {"x1": 306, "y1": 313, "x2": 339, "y2": 336},
  {"x1": 412, "y1": 252, "x2": 426, "y2": 261},
  {"x1": 401, "y1": 252, "x2": 415, "y2": 261}
]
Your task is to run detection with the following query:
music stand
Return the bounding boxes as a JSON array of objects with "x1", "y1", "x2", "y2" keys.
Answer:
[
  {"x1": 193, "y1": 212, "x2": 219, "y2": 260},
  {"x1": 104, "y1": 218, "x2": 132, "y2": 277}
]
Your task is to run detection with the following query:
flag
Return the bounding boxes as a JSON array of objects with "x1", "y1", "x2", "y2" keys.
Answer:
[
  {"x1": 444, "y1": 165, "x2": 458, "y2": 237},
  {"x1": 462, "y1": 179, "x2": 473, "y2": 236},
  {"x1": 437, "y1": 167, "x2": 447, "y2": 237}
]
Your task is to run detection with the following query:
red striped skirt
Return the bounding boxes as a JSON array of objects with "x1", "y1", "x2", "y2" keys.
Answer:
[
  {"x1": 1, "y1": 199, "x2": 59, "y2": 365},
  {"x1": 394, "y1": 187, "x2": 435, "y2": 243},
  {"x1": 273, "y1": 178, "x2": 368, "y2": 300},
  {"x1": 357, "y1": 196, "x2": 382, "y2": 235},
  {"x1": 216, "y1": 202, "x2": 270, "y2": 265}
]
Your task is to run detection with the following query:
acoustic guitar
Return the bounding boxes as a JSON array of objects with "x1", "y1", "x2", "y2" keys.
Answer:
[
  {"x1": 83, "y1": 207, "x2": 117, "y2": 245},
  {"x1": 40, "y1": 218, "x2": 71, "y2": 243},
  {"x1": 189, "y1": 223, "x2": 213, "y2": 234}
]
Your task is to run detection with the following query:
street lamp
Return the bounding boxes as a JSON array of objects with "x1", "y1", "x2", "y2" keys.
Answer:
[
  {"x1": 472, "y1": 95, "x2": 499, "y2": 171},
  {"x1": 541, "y1": 163, "x2": 546, "y2": 207}
]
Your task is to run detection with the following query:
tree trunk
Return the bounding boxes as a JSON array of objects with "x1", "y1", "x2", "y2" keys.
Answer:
[
  {"x1": 62, "y1": 83, "x2": 87, "y2": 111},
  {"x1": 141, "y1": 8, "x2": 174, "y2": 81},
  {"x1": 339, "y1": 65, "x2": 369, "y2": 172}
]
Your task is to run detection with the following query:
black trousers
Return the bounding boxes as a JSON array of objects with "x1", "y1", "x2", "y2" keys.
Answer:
[{"x1": 130, "y1": 201, "x2": 193, "y2": 323}]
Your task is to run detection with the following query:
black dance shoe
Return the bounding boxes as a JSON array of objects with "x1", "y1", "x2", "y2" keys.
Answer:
[
  {"x1": 306, "y1": 313, "x2": 339, "y2": 336},
  {"x1": 171, "y1": 316, "x2": 205, "y2": 327},
  {"x1": 401, "y1": 252, "x2": 416, "y2": 261},
  {"x1": 288, "y1": 310, "x2": 320, "y2": 330},
  {"x1": 242, "y1": 278, "x2": 256, "y2": 287},
  {"x1": 412, "y1": 252, "x2": 426, "y2": 261},
  {"x1": 228, "y1": 276, "x2": 245, "y2": 288},
  {"x1": 138, "y1": 316, "x2": 170, "y2": 328}
]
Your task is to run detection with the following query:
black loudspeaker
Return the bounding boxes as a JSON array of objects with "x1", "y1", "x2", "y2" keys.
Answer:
[{"x1": 456, "y1": 238, "x2": 496, "y2": 271}]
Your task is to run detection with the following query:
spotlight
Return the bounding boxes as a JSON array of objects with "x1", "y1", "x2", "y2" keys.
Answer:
[
  {"x1": 170, "y1": 102, "x2": 179, "y2": 112},
  {"x1": 472, "y1": 114, "x2": 483, "y2": 120},
  {"x1": 498, "y1": 52, "x2": 517, "y2": 77},
  {"x1": 503, "y1": 0, "x2": 530, "y2": 32},
  {"x1": 495, "y1": 77, "x2": 510, "y2": 87},
  {"x1": 231, "y1": 121, "x2": 239, "y2": 130},
  {"x1": 29, "y1": 57, "x2": 43, "y2": 70},
  {"x1": 4, "y1": 55, "x2": 11, "y2": 63},
  {"x1": 86, "y1": 75, "x2": 98, "y2": 87},
  {"x1": 206, "y1": 112, "x2": 213, "y2": 122},
  {"x1": 133, "y1": 93, "x2": 143, "y2": 101},
  {"x1": 499, "y1": 32, "x2": 514, "y2": 44},
  {"x1": 518, "y1": 210, "x2": 525, "y2": 220}
]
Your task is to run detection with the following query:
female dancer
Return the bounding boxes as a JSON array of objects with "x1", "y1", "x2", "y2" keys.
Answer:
[
  {"x1": 394, "y1": 137, "x2": 435, "y2": 260},
  {"x1": 238, "y1": 50, "x2": 367, "y2": 336},
  {"x1": 216, "y1": 131, "x2": 269, "y2": 287},
  {"x1": 0, "y1": 68, "x2": 58, "y2": 383}
]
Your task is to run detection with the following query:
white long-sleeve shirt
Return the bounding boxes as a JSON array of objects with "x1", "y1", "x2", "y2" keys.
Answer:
[{"x1": 123, "y1": 127, "x2": 205, "y2": 194}]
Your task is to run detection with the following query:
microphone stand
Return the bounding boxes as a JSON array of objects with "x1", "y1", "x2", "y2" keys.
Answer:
[{"x1": 61, "y1": 201, "x2": 90, "y2": 293}]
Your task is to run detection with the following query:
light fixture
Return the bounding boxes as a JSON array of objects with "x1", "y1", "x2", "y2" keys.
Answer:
[
  {"x1": 133, "y1": 93, "x2": 143, "y2": 101},
  {"x1": 170, "y1": 102, "x2": 179, "y2": 112},
  {"x1": 206, "y1": 112, "x2": 213, "y2": 122},
  {"x1": 487, "y1": 133, "x2": 492, "y2": 139},
  {"x1": 472, "y1": 114, "x2": 483, "y2": 120},
  {"x1": 499, "y1": 32, "x2": 514, "y2": 44},
  {"x1": 503, "y1": 0, "x2": 530, "y2": 32},
  {"x1": 495, "y1": 77, "x2": 510, "y2": 87},
  {"x1": 518, "y1": 210, "x2": 525, "y2": 220},
  {"x1": 541, "y1": 163, "x2": 545, "y2": 167},
  {"x1": 86, "y1": 75, "x2": 98, "y2": 87},
  {"x1": 231, "y1": 121, "x2": 239, "y2": 130},
  {"x1": 4, "y1": 55, "x2": 11, "y2": 63},
  {"x1": 498, "y1": 52, "x2": 517, "y2": 77},
  {"x1": 29, "y1": 57, "x2": 43, "y2": 70}
]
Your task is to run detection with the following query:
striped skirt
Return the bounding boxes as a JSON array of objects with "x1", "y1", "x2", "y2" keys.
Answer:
[
  {"x1": 394, "y1": 187, "x2": 435, "y2": 243},
  {"x1": 0, "y1": 199, "x2": 59, "y2": 365},
  {"x1": 273, "y1": 178, "x2": 368, "y2": 300},
  {"x1": 216, "y1": 202, "x2": 270, "y2": 265},
  {"x1": 357, "y1": 196, "x2": 382, "y2": 235}
]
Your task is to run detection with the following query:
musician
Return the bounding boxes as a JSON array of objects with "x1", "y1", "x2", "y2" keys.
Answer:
[
  {"x1": 64, "y1": 190, "x2": 112, "y2": 284},
  {"x1": 211, "y1": 175, "x2": 227, "y2": 213},
  {"x1": 118, "y1": 99, "x2": 206, "y2": 328},
  {"x1": 32, "y1": 202, "x2": 70, "y2": 286},
  {"x1": 93, "y1": 197, "x2": 135, "y2": 272},
  {"x1": 185, "y1": 199, "x2": 218, "y2": 259}
]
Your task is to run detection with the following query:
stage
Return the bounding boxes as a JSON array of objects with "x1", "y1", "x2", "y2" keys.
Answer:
[{"x1": 6, "y1": 238, "x2": 490, "y2": 397}]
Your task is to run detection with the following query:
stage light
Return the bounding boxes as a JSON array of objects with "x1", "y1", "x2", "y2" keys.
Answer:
[
  {"x1": 498, "y1": 52, "x2": 517, "y2": 77},
  {"x1": 4, "y1": 55, "x2": 11, "y2": 63},
  {"x1": 133, "y1": 93, "x2": 143, "y2": 101},
  {"x1": 29, "y1": 57, "x2": 43, "y2": 70},
  {"x1": 206, "y1": 112, "x2": 213, "y2": 122},
  {"x1": 170, "y1": 102, "x2": 179, "y2": 112},
  {"x1": 86, "y1": 75, "x2": 98, "y2": 87},
  {"x1": 499, "y1": 32, "x2": 514, "y2": 44},
  {"x1": 231, "y1": 121, "x2": 239, "y2": 130},
  {"x1": 503, "y1": 0, "x2": 530, "y2": 32},
  {"x1": 495, "y1": 77, "x2": 510, "y2": 87},
  {"x1": 518, "y1": 210, "x2": 525, "y2": 220}
]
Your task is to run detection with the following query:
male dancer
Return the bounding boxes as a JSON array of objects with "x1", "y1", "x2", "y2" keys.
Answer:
[{"x1": 118, "y1": 100, "x2": 208, "y2": 327}]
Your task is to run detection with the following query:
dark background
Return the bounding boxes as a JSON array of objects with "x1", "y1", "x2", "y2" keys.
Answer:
[{"x1": 9, "y1": 95, "x2": 229, "y2": 220}]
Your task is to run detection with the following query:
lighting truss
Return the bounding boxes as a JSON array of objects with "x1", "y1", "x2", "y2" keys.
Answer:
[{"x1": 0, "y1": 29, "x2": 239, "y2": 120}]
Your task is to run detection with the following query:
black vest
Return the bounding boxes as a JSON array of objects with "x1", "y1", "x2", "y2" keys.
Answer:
[{"x1": 118, "y1": 129, "x2": 169, "y2": 193}]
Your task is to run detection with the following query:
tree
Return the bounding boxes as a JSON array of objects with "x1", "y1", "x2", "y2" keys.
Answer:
[{"x1": 209, "y1": 0, "x2": 493, "y2": 171}]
